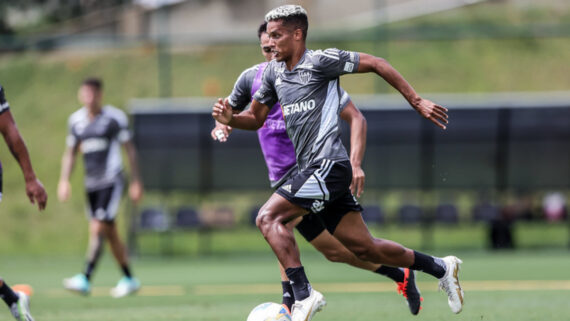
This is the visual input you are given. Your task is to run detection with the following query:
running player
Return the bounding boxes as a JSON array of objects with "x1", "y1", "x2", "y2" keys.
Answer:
[
  {"x1": 211, "y1": 22, "x2": 422, "y2": 315},
  {"x1": 213, "y1": 5, "x2": 462, "y2": 321},
  {"x1": 57, "y1": 78, "x2": 142, "y2": 298},
  {"x1": 0, "y1": 84, "x2": 47, "y2": 321}
]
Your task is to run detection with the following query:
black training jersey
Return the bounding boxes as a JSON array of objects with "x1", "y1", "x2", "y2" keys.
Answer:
[
  {"x1": 67, "y1": 105, "x2": 130, "y2": 191},
  {"x1": 253, "y1": 48, "x2": 361, "y2": 171}
]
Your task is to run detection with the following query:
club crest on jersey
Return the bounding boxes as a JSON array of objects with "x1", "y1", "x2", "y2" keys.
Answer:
[
  {"x1": 275, "y1": 77, "x2": 282, "y2": 87},
  {"x1": 311, "y1": 200, "x2": 325, "y2": 213},
  {"x1": 299, "y1": 70, "x2": 312, "y2": 84}
]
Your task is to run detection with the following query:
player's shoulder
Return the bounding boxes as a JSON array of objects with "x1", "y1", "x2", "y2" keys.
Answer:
[
  {"x1": 307, "y1": 48, "x2": 341, "y2": 62},
  {"x1": 103, "y1": 105, "x2": 128, "y2": 122},
  {"x1": 68, "y1": 107, "x2": 88, "y2": 124},
  {"x1": 238, "y1": 63, "x2": 265, "y2": 82}
]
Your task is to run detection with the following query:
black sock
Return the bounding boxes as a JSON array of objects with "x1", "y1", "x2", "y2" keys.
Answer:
[
  {"x1": 409, "y1": 251, "x2": 446, "y2": 279},
  {"x1": 121, "y1": 265, "x2": 132, "y2": 278},
  {"x1": 84, "y1": 261, "x2": 97, "y2": 281},
  {"x1": 281, "y1": 281, "x2": 295, "y2": 311},
  {"x1": 285, "y1": 266, "x2": 311, "y2": 301},
  {"x1": 0, "y1": 282, "x2": 19, "y2": 307},
  {"x1": 375, "y1": 266, "x2": 405, "y2": 283}
]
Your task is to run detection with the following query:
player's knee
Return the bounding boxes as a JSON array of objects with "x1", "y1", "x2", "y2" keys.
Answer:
[
  {"x1": 0, "y1": 277, "x2": 4, "y2": 286},
  {"x1": 322, "y1": 248, "x2": 347, "y2": 263},
  {"x1": 255, "y1": 209, "x2": 274, "y2": 234}
]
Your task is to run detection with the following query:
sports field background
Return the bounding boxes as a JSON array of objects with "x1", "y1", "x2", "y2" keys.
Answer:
[{"x1": 3, "y1": 249, "x2": 569, "y2": 320}]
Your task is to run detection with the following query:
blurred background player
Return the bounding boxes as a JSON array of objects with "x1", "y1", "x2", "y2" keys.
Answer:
[
  {"x1": 211, "y1": 22, "x2": 422, "y2": 315},
  {"x1": 213, "y1": 5, "x2": 462, "y2": 321},
  {"x1": 57, "y1": 77, "x2": 143, "y2": 298},
  {"x1": 0, "y1": 84, "x2": 48, "y2": 321}
]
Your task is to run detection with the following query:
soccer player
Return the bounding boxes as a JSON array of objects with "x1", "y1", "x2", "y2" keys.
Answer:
[
  {"x1": 0, "y1": 84, "x2": 47, "y2": 321},
  {"x1": 213, "y1": 5, "x2": 463, "y2": 321},
  {"x1": 211, "y1": 22, "x2": 422, "y2": 315},
  {"x1": 57, "y1": 78, "x2": 142, "y2": 298}
]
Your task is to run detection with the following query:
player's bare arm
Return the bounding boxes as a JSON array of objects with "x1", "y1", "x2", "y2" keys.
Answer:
[
  {"x1": 340, "y1": 102, "x2": 367, "y2": 197},
  {"x1": 123, "y1": 140, "x2": 143, "y2": 204},
  {"x1": 57, "y1": 145, "x2": 79, "y2": 202},
  {"x1": 357, "y1": 53, "x2": 449, "y2": 130},
  {"x1": 212, "y1": 98, "x2": 270, "y2": 130},
  {"x1": 0, "y1": 110, "x2": 47, "y2": 210}
]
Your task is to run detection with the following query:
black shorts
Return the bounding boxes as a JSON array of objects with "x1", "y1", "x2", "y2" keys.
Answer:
[
  {"x1": 86, "y1": 177, "x2": 124, "y2": 222},
  {"x1": 277, "y1": 159, "x2": 363, "y2": 234}
]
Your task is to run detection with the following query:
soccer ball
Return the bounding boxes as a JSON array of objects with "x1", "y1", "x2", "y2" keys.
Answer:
[{"x1": 246, "y1": 302, "x2": 291, "y2": 321}]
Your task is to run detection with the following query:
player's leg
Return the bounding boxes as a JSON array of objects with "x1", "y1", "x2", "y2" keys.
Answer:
[
  {"x1": 63, "y1": 187, "x2": 110, "y2": 295},
  {"x1": 278, "y1": 218, "x2": 304, "y2": 313},
  {"x1": 299, "y1": 213, "x2": 379, "y2": 270},
  {"x1": 99, "y1": 177, "x2": 140, "y2": 298},
  {"x1": 332, "y1": 210, "x2": 463, "y2": 313},
  {"x1": 256, "y1": 193, "x2": 325, "y2": 321},
  {"x1": 278, "y1": 263, "x2": 294, "y2": 314},
  {"x1": 105, "y1": 221, "x2": 140, "y2": 298},
  {"x1": 1, "y1": 277, "x2": 34, "y2": 321},
  {"x1": 300, "y1": 213, "x2": 422, "y2": 315}
]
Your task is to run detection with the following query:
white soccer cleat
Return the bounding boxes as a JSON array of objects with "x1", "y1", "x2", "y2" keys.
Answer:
[
  {"x1": 110, "y1": 277, "x2": 141, "y2": 298},
  {"x1": 438, "y1": 256, "x2": 464, "y2": 314},
  {"x1": 10, "y1": 292, "x2": 35, "y2": 321},
  {"x1": 290, "y1": 288, "x2": 326, "y2": 321}
]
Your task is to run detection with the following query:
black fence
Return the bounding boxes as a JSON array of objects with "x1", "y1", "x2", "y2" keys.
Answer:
[
  {"x1": 129, "y1": 94, "x2": 570, "y2": 253},
  {"x1": 132, "y1": 95, "x2": 570, "y2": 193}
]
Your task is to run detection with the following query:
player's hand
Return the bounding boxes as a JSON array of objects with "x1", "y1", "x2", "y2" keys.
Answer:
[
  {"x1": 26, "y1": 178, "x2": 47, "y2": 211},
  {"x1": 412, "y1": 98, "x2": 448, "y2": 130},
  {"x1": 212, "y1": 98, "x2": 233, "y2": 125},
  {"x1": 129, "y1": 180, "x2": 143, "y2": 204},
  {"x1": 350, "y1": 165, "x2": 365, "y2": 198},
  {"x1": 57, "y1": 180, "x2": 71, "y2": 203},
  {"x1": 210, "y1": 121, "x2": 233, "y2": 142}
]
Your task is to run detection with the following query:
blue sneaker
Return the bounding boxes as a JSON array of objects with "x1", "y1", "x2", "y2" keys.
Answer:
[
  {"x1": 110, "y1": 277, "x2": 140, "y2": 298},
  {"x1": 63, "y1": 274, "x2": 90, "y2": 296}
]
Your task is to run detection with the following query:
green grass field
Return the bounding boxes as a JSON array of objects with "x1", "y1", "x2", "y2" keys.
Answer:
[{"x1": 2, "y1": 249, "x2": 569, "y2": 320}]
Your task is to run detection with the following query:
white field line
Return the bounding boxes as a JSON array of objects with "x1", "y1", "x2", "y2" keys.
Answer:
[
  {"x1": 193, "y1": 280, "x2": 570, "y2": 295},
  {"x1": 43, "y1": 280, "x2": 570, "y2": 298},
  {"x1": 45, "y1": 285, "x2": 185, "y2": 298}
]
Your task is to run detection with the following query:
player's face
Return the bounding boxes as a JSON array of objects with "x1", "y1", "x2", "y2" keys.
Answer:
[
  {"x1": 266, "y1": 20, "x2": 298, "y2": 62},
  {"x1": 78, "y1": 85, "x2": 102, "y2": 109},
  {"x1": 259, "y1": 32, "x2": 273, "y2": 62}
]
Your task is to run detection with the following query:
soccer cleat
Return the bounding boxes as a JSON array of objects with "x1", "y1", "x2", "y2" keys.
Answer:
[
  {"x1": 63, "y1": 274, "x2": 91, "y2": 296},
  {"x1": 438, "y1": 256, "x2": 464, "y2": 314},
  {"x1": 396, "y1": 268, "x2": 423, "y2": 315},
  {"x1": 10, "y1": 291, "x2": 35, "y2": 321},
  {"x1": 110, "y1": 277, "x2": 141, "y2": 298},
  {"x1": 290, "y1": 288, "x2": 326, "y2": 321}
]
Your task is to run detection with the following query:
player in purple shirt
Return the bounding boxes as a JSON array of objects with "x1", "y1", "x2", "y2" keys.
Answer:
[
  {"x1": 211, "y1": 22, "x2": 421, "y2": 315},
  {"x1": 0, "y1": 84, "x2": 47, "y2": 321}
]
